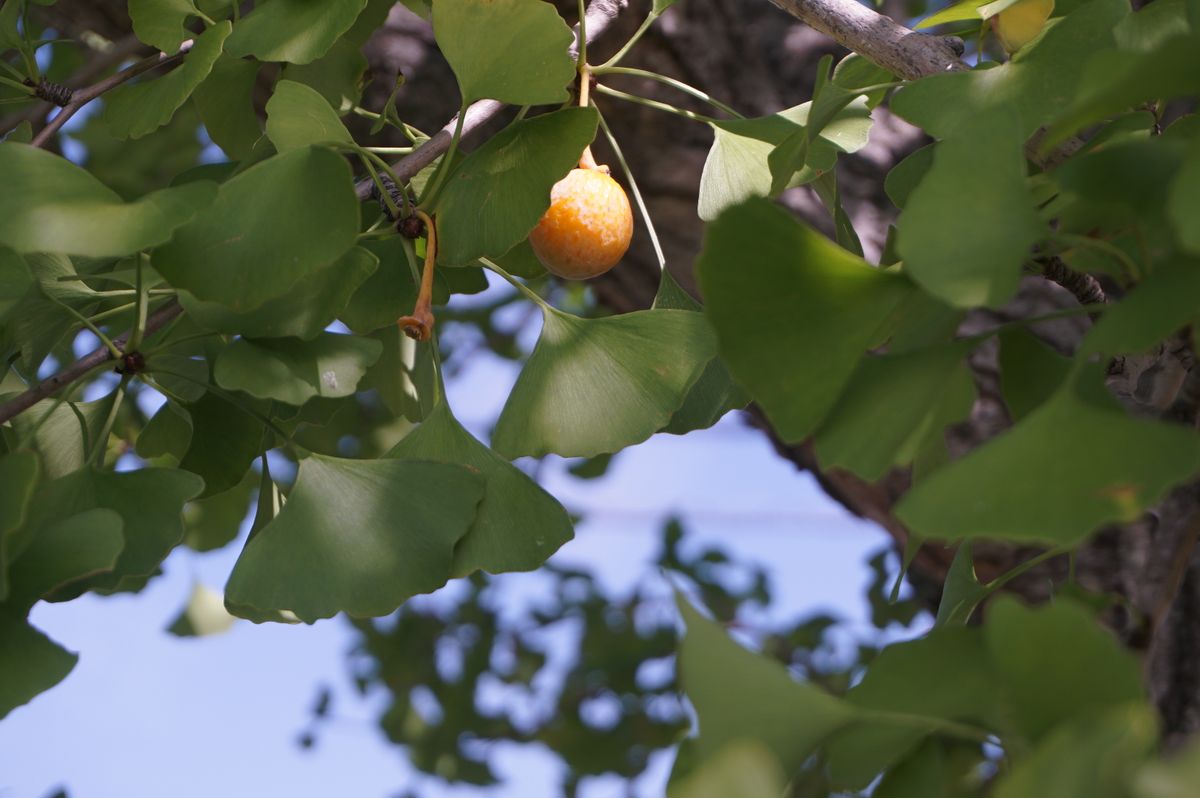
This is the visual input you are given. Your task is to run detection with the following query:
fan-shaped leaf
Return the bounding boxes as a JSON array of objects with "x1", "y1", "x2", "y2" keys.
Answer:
[
  {"x1": 225, "y1": 455, "x2": 485, "y2": 623},
  {"x1": 214, "y1": 332, "x2": 381, "y2": 405},
  {"x1": 225, "y1": 0, "x2": 369, "y2": 64}
]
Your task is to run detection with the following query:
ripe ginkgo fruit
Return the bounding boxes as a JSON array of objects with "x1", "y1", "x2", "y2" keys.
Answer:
[
  {"x1": 529, "y1": 166, "x2": 634, "y2": 280},
  {"x1": 993, "y1": 0, "x2": 1054, "y2": 54}
]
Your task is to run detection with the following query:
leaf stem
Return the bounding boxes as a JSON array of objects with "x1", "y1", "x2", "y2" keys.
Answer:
[
  {"x1": 593, "y1": 83, "x2": 718, "y2": 124},
  {"x1": 128, "y1": 253, "x2": 150, "y2": 352},
  {"x1": 479, "y1": 257, "x2": 551, "y2": 310},
  {"x1": 596, "y1": 108, "x2": 664, "y2": 271},
  {"x1": 590, "y1": 66, "x2": 743, "y2": 118},
  {"x1": 596, "y1": 10, "x2": 658, "y2": 70},
  {"x1": 397, "y1": 210, "x2": 439, "y2": 341},
  {"x1": 576, "y1": 0, "x2": 588, "y2": 69},
  {"x1": 983, "y1": 546, "x2": 1069, "y2": 591},
  {"x1": 51, "y1": 297, "x2": 123, "y2": 359},
  {"x1": 87, "y1": 374, "x2": 130, "y2": 467},
  {"x1": 419, "y1": 101, "x2": 467, "y2": 208}
]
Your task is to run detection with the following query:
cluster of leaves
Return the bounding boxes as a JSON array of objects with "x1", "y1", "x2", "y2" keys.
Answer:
[{"x1": 2, "y1": 0, "x2": 1200, "y2": 794}]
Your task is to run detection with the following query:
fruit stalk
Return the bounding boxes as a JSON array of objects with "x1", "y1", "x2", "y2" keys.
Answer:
[{"x1": 398, "y1": 210, "x2": 438, "y2": 341}]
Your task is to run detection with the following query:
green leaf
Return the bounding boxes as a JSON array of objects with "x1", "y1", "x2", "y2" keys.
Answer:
[
  {"x1": 224, "y1": 454, "x2": 485, "y2": 623},
  {"x1": 491, "y1": 307, "x2": 716, "y2": 458},
  {"x1": 433, "y1": 0, "x2": 575, "y2": 105},
  {"x1": 824, "y1": 626, "x2": 999, "y2": 790},
  {"x1": 192, "y1": 54, "x2": 263, "y2": 160},
  {"x1": 362, "y1": 326, "x2": 437, "y2": 422},
  {"x1": 898, "y1": 109, "x2": 1044, "y2": 308},
  {"x1": 1082, "y1": 260, "x2": 1200, "y2": 357},
  {"x1": 1045, "y1": 34, "x2": 1200, "y2": 148},
  {"x1": 915, "y1": 0, "x2": 988, "y2": 28},
  {"x1": 894, "y1": 0, "x2": 1129, "y2": 140},
  {"x1": 652, "y1": 271, "x2": 749, "y2": 435},
  {"x1": 994, "y1": 702, "x2": 1157, "y2": 798},
  {"x1": 178, "y1": 392, "x2": 266, "y2": 497},
  {"x1": 265, "y1": 79, "x2": 353, "y2": 152},
  {"x1": 985, "y1": 597, "x2": 1145, "y2": 742},
  {"x1": 675, "y1": 596, "x2": 854, "y2": 778},
  {"x1": 167, "y1": 582, "x2": 236, "y2": 637},
  {"x1": 24, "y1": 468, "x2": 205, "y2": 595},
  {"x1": 1169, "y1": 143, "x2": 1200, "y2": 255},
  {"x1": 0, "y1": 142, "x2": 216, "y2": 257},
  {"x1": 214, "y1": 333, "x2": 382, "y2": 405},
  {"x1": 1135, "y1": 738, "x2": 1200, "y2": 798},
  {"x1": 9, "y1": 398, "x2": 112, "y2": 480},
  {"x1": 873, "y1": 741, "x2": 974, "y2": 798},
  {"x1": 339, "y1": 238, "x2": 423, "y2": 334},
  {"x1": 179, "y1": 244, "x2": 378, "y2": 339},
  {"x1": 998, "y1": 329, "x2": 1071, "y2": 420},
  {"x1": 136, "y1": 400, "x2": 193, "y2": 461},
  {"x1": 884, "y1": 144, "x2": 934, "y2": 211},
  {"x1": 103, "y1": 21, "x2": 231, "y2": 140},
  {"x1": 182, "y1": 472, "x2": 255, "y2": 551},
  {"x1": 696, "y1": 199, "x2": 912, "y2": 443},
  {"x1": 935, "y1": 544, "x2": 988, "y2": 626},
  {"x1": 129, "y1": 0, "x2": 202, "y2": 53},
  {"x1": 154, "y1": 146, "x2": 359, "y2": 311},
  {"x1": 667, "y1": 741, "x2": 787, "y2": 798},
  {"x1": 0, "y1": 451, "x2": 39, "y2": 601},
  {"x1": 387, "y1": 400, "x2": 573, "y2": 576},
  {"x1": 896, "y1": 366, "x2": 1200, "y2": 545},
  {"x1": 0, "y1": 244, "x2": 33, "y2": 324},
  {"x1": 0, "y1": 613, "x2": 77, "y2": 720},
  {"x1": 5, "y1": 508, "x2": 124, "y2": 610},
  {"x1": 225, "y1": 0, "x2": 369, "y2": 64},
  {"x1": 813, "y1": 344, "x2": 973, "y2": 481},
  {"x1": 435, "y1": 107, "x2": 599, "y2": 265},
  {"x1": 145, "y1": 353, "x2": 209, "y2": 403},
  {"x1": 698, "y1": 102, "x2": 871, "y2": 222}
]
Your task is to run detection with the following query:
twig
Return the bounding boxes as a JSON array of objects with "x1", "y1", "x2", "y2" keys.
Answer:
[
  {"x1": 0, "y1": 301, "x2": 182, "y2": 426},
  {"x1": 354, "y1": 0, "x2": 630, "y2": 202},
  {"x1": 765, "y1": 0, "x2": 1082, "y2": 168},
  {"x1": 1041, "y1": 256, "x2": 1107, "y2": 308},
  {"x1": 30, "y1": 41, "x2": 193, "y2": 149}
]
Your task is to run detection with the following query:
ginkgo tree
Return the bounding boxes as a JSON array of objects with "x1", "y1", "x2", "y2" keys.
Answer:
[{"x1": 3, "y1": 0, "x2": 1200, "y2": 795}]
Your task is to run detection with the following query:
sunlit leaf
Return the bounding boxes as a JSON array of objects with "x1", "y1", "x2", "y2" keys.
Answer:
[
  {"x1": 0, "y1": 143, "x2": 216, "y2": 257},
  {"x1": 167, "y1": 582, "x2": 236, "y2": 637},
  {"x1": 129, "y1": 0, "x2": 202, "y2": 52},
  {"x1": 433, "y1": 0, "x2": 575, "y2": 105},
  {"x1": 103, "y1": 21, "x2": 231, "y2": 140},
  {"x1": 667, "y1": 741, "x2": 787, "y2": 798}
]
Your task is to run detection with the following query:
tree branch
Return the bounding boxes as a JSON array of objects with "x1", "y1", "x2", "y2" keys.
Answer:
[
  {"x1": 0, "y1": 301, "x2": 182, "y2": 426},
  {"x1": 766, "y1": 0, "x2": 966, "y2": 81},
  {"x1": 0, "y1": 33, "x2": 149, "y2": 138},
  {"x1": 354, "y1": 0, "x2": 630, "y2": 201},
  {"x1": 30, "y1": 41, "x2": 192, "y2": 149}
]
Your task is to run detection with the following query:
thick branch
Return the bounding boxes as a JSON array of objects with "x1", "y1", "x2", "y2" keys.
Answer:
[
  {"x1": 0, "y1": 301, "x2": 182, "y2": 425},
  {"x1": 766, "y1": 0, "x2": 966, "y2": 81},
  {"x1": 354, "y1": 0, "x2": 630, "y2": 201}
]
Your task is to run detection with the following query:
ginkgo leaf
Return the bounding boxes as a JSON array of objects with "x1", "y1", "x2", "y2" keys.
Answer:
[
  {"x1": 387, "y1": 400, "x2": 573, "y2": 577},
  {"x1": 491, "y1": 307, "x2": 716, "y2": 458},
  {"x1": 224, "y1": 454, "x2": 485, "y2": 623},
  {"x1": 0, "y1": 613, "x2": 77, "y2": 720}
]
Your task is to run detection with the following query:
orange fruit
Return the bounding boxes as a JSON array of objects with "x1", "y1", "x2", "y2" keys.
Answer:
[{"x1": 529, "y1": 167, "x2": 633, "y2": 280}]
